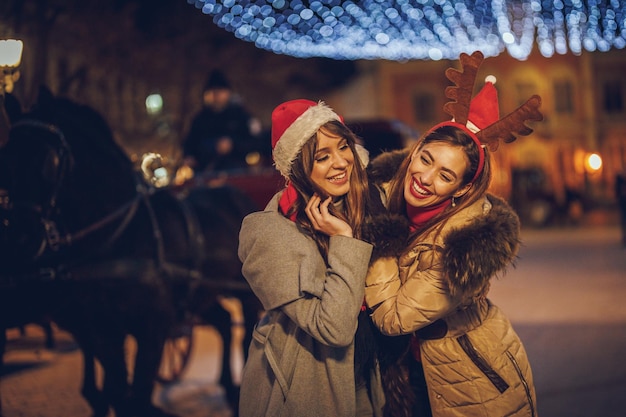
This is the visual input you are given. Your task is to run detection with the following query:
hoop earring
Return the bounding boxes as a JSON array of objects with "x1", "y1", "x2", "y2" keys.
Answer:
[{"x1": 451, "y1": 196, "x2": 457, "y2": 207}]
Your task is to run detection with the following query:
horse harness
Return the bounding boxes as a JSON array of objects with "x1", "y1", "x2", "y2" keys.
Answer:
[{"x1": 2, "y1": 119, "x2": 248, "y2": 292}]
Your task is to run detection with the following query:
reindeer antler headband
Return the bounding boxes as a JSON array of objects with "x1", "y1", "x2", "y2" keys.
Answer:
[{"x1": 429, "y1": 50, "x2": 543, "y2": 182}]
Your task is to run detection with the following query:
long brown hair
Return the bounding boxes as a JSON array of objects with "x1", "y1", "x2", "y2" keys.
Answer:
[
  {"x1": 286, "y1": 120, "x2": 369, "y2": 261},
  {"x1": 386, "y1": 124, "x2": 491, "y2": 247}
]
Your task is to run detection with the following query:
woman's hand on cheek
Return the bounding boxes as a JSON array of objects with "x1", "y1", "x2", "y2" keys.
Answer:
[{"x1": 305, "y1": 194, "x2": 353, "y2": 238}]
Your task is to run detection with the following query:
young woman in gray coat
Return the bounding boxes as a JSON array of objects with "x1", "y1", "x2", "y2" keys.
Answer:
[{"x1": 238, "y1": 99, "x2": 384, "y2": 417}]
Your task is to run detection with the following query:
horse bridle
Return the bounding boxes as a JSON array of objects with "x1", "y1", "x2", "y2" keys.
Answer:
[
  {"x1": 3, "y1": 119, "x2": 144, "y2": 261},
  {"x1": 3, "y1": 119, "x2": 250, "y2": 291},
  {"x1": 4, "y1": 119, "x2": 72, "y2": 216}
]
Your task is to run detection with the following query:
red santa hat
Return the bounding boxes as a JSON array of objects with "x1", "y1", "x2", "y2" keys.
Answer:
[
  {"x1": 271, "y1": 99, "x2": 368, "y2": 178},
  {"x1": 466, "y1": 75, "x2": 499, "y2": 133}
]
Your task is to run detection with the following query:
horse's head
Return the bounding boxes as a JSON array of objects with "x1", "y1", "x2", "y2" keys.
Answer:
[
  {"x1": 0, "y1": 118, "x2": 72, "y2": 265},
  {"x1": 0, "y1": 89, "x2": 136, "y2": 267}
]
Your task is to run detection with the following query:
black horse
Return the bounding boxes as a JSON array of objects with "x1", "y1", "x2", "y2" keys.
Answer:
[{"x1": 0, "y1": 88, "x2": 261, "y2": 417}]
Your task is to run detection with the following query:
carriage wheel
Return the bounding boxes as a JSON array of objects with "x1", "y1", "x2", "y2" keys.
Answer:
[{"x1": 156, "y1": 323, "x2": 194, "y2": 384}]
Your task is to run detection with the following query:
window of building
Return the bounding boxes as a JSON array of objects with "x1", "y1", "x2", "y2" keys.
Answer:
[
  {"x1": 554, "y1": 80, "x2": 574, "y2": 114},
  {"x1": 413, "y1": 92, "x2": 435, "y2": 122},
  {"x1": 603, "y1": 80, "x2": 623, "y2": 114},
  {"x1": 515, "y1": 82, "x2": 537, "y2": 107}
]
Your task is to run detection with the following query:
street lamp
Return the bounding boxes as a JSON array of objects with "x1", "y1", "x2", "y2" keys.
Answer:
[
  {"x1": 0, "y1": 38, "x2": 23, "y2": 146},
  {"x1": 581, "y1": 151, "x2": 604, "y2": 204},
  {"x1": 0, "y1": 39, "x2": 23, "y2": 95},
  {"x1": 585, "y1": 153, "x2": 603, "y2": 173}
]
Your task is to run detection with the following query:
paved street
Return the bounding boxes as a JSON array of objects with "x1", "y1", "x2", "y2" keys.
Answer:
[
  {"x1": 1, "y1": 214, "x2": 625, "y2": 417},
  {"x1": 489, "y1": 222, "x2": 626, "y2": 417},
  {"x1": 1, "y1": 324, "x2": 233, "y2": 417}
]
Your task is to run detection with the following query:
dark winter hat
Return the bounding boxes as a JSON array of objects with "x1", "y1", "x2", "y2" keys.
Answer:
[{"x1": 204, "y1": 69, "x2": 231, "y2": 91}]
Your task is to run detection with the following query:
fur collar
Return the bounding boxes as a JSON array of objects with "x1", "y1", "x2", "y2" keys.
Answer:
[
  {"x1": 367, "y1": 149, "x2": 521, "y2": 298},
  {"x1": 367, "y1": 148, "x2": 409, "y2": 185},
  {"x1": 439, "y1": 194, "x2": 521, "y2": 298}
]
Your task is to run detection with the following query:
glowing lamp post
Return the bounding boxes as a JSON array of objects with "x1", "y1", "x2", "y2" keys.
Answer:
[
  {"x1": 584, "y1": 153, "x2": 603, "y2": 174},
  {"x1": 0, "y1": 39, "x2": 23, "y2": 146},
  {"x1": 0, "y1": 39, "x2": 23, "y2": 95},
  {"x1": 581, "y1": 152, "x2": 603, "y2": 202}
]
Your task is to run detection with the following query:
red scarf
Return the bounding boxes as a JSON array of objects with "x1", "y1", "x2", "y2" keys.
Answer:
[
  {"x1": 278, "y1": 182, "x2": 299, "y2": 222},
  {"x1": 406, "y1": 198, "x2": 450, "y2": 361},
  {"x1": 406, "y1": 199, "x2": 451, "y2": 232}
]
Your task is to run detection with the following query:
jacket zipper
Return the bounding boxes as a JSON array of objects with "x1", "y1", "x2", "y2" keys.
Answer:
[
  {"x1": 505, "y1": 350, "x2": 536, "y2": 417},
  {"x1": 457, "y1": 334, "x2": 510, "y2": 393}
]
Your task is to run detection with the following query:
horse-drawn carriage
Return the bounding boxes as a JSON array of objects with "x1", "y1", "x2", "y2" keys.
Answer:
[
  {"x1": 0, "y1": 89, "x2": 265, "y2": 417},
  {"x1": 0, "y1": 88, "x2": 415, "y2": 416}
]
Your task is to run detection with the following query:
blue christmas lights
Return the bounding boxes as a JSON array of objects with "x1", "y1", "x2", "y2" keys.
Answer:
[{"x1": 187, "y1": 0, "x2": 626, "y2": 60}]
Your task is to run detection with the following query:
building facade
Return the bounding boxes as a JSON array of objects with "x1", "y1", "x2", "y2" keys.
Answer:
[{"x1": 330, "y1": 49, "x2": 626, "y2": 225}]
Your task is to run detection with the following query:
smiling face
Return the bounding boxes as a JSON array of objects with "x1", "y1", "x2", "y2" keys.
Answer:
[
  {"x1": 309, "y1": 127, "x2": 355, "y2": 199},
  {"x1": 404, "y1": 142, "x2": 472, "y2": 208}
]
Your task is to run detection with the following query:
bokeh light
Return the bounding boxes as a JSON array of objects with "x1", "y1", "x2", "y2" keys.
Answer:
[
  {"x1": 145, "y1": 94, "x2": 163, "y2": 116},
  {"x1": 187, "y1": 0, "x2": 626, "y2": 60},
  {"x1": 585, "y1": 153, "x2": 603, "y2": 172}
]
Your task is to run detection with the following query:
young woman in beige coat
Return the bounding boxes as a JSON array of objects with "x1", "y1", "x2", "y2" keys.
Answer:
[{"x1": 364, "y1": 51, "x2": 541, "y2": 417}]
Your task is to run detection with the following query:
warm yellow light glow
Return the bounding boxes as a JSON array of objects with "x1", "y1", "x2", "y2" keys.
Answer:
[
  {"x1": 585, "y1": 153, "x2": 602, "y2": 172},
  {"x1": 174, "y1": 164, "x2": 194, "y2": 186},
  {"x1": 245, "y1": 151, "x2": 261, "y2": 166},
  {"x1": 0, "y1": 39, "x2": 23, "y2": 68}
]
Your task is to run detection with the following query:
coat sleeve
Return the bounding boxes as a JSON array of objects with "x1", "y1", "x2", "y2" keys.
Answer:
[
  {"x1": 365, "y1": 248, "x2": 461, "y2": 336},
  {"x1": 239, "y1": 211, "x2": 372, "y2": 347},
  {"x1": 281, "y1": 235, "x2": 372, "y2": 347}
]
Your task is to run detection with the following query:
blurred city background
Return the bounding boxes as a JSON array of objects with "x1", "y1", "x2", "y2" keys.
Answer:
[
  {"x1": 2, "y1": 0, "x2": 625, "y2": 225},
  {"x1": 1, "y1": 1, "x2": 626, "y2": 417}
]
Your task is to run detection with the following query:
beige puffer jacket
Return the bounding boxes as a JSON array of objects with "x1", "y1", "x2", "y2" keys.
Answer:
[{"x1": 365, "y1": 194, "x2": 537, "y2": 417}]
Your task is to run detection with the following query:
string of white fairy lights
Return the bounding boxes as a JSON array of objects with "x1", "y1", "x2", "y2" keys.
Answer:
[{"x1": 187, "y1": 0, "x2": 626, "y2": 60}]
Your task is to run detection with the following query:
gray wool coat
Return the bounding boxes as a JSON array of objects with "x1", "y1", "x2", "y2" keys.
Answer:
[{"x1": 238, "y1": 193, "x2": 375, "y2": 417}]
